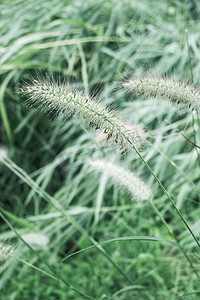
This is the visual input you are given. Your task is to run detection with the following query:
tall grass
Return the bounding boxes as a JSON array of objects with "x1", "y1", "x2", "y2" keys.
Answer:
[{"x1": 1, "y1": 0, "x2": 200, "y2": 299}]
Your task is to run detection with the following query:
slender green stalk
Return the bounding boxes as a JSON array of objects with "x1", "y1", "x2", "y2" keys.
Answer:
[
  {"x1": 134, "y1": 147, "x2": 200, "y2": 249},
  {"x1": 61, "y1": 235, "x2": 181, "y2": 263},
  {"x1": 150, "y1": 198, "x2": 200, "y2": 280},
  {"x1": 185, "y1": 29, "x2": 193, "y2": 82}
]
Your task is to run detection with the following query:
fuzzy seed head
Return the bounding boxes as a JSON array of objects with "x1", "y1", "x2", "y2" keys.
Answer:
[
  {"x1": 121, "y1": 75, "x2": 200, "y2": 111},
  {"x1": 89, "y1": 159, "x2": 152, "y2": 201},
  {"x1": 0, "y1": 146, "x2": 8, "y2": 162},
  {"x1": 0, "y1": 242, "x2": 14, "y2": 262},
  {"x1": 22, "y1": 232, "x2": 49, "y2": 249},
  {"x1": 22, "y1": 78, "x2": 143, "y2": 153}
]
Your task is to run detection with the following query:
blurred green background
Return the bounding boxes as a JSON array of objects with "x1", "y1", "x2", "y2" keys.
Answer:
[{"x1": 1, "y1": 0, "x2": 200, "y2": 299}]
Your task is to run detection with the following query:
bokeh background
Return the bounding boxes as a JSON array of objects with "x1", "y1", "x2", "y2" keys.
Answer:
[{"x1": 1, "y1": 0, "x2": 200, "y2": 299}]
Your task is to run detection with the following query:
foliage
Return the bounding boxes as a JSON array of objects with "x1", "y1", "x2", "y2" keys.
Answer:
[{"x1": 1, "y1": 0, "x2": 200, "y2": 299}]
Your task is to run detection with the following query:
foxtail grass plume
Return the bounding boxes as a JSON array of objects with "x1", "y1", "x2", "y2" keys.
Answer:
[
  {"x1": 22, "y1": 232, "x2": 49, "y2": 249},
  {"x1": 0, "y1": 242, "x2": 14, "y2": 262},
  {"x1": 0, "y1": 146, "x2": 8, "y2": 162},
  {"x1": 121, "y1": 75, "x2": 200, "y2": 111},
  {"x1": 89, "y1": 159, "x2": 152, "y2": 201},
  {"x1": 21, "y1": 78, "x2": 143, "y2": 154}
]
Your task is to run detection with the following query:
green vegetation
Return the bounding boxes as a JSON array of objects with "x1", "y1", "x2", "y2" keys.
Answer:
[{"x1": 1, "y1": 0, "x2": 200, "y2": 299}]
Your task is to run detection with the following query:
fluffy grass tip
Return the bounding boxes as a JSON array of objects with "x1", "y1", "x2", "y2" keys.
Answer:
[
  {"x1": 89, "y1": 159, "x2": 152, "y2": 201},
  {"x1": 21, "y1": 78, "x2": 144, "y2": 154},
  {"x1": 121, "y1": 75, "x2": 200, "y2": 111}
]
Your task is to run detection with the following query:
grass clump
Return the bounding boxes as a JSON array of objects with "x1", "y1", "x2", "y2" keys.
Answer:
[{"x1": 1, "y1": 0, "x2": 200, "y2": 299}]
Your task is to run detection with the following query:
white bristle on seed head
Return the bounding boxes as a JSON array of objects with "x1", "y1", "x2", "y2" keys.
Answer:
[
  {"x1": 121, "y1": 75, "x2": 200, "y2": 111},
  {"x1": 22, "y1": 78, "x2": 144, "y2": 153},
  {"x1": 89, "y1": 159, "x2": 152, "y2": 201},
  {"x1": 0, "y1": 242, "x2": 14, "y2": 262},
  {"x1": 95, "y1": 124, "x2": 145, "y2": 147},
  {"x1": 0, "y1": 146, "x2": 8, "y2": 162},
  {"x1": 21, "y1": 232, "x2": 49, "y2": 249}
]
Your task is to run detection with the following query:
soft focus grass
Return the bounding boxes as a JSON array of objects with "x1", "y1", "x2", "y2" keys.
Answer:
[{"x1": 1, "y1": 0, "x2": 200, "y2": 299}]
